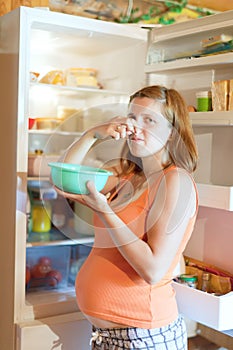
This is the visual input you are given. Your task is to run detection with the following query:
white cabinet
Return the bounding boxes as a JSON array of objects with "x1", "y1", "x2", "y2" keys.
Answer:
[
  {"x1": 146, "y1": 10, "x2": 233, "y2": 333},
  {"x1": 0, "y1": 7, "x2": 147, "y2": 350}
]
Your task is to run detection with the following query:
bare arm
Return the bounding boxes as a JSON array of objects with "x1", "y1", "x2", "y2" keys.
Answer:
[
  {"x1": 84, "y1": 169, "x2": 196, "y2": 284},
  {"x1": 59, "y1": 128, "x2": 99, "y2": 165},
  {"x1": 59, "y1": 117, "x2": 132, "y2": 164}
]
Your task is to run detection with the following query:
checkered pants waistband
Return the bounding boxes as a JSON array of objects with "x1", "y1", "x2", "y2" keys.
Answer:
[{"x1": 90, "y1": 315, "x2": 187, "y2": 349}]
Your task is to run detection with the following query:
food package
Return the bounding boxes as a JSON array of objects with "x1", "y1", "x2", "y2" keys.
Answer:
[
  {"x1": 185, "y1": 266, "x2": 231, "y2": 295},
  {"x1": 39, "y1": 70, "x2": 66, "y2": 85},
  {"x1": 49, "y1": 0, "x2": 126, "y2": 21},
  {"x1": 228, "y1": 79, "x2": 233, "y2": 110},
  {"x1": 211, "y1": 79, "x2": 229, "y2": 111},
  {"x1": 66, "y1": 68, "x2": 99, "y2": 88},
  {"x1": 35, "y1": 117, "x2": 61, "y2": 130},
  {"x1": 184, "y1": 255, "x2": 233, "y2": 295}
]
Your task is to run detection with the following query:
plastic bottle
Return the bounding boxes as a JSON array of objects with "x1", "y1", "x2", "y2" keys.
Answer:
[{"x1": 32, "y1": 200, "x2": 52, "y2": 233}]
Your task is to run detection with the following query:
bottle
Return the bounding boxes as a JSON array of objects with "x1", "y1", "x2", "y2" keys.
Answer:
[
  {"x1": 201, "y1": 272, "x2": 211, "y2": 292},
  {"x1": 32, "y1": 200, "x2": 52, "y2": 233}
]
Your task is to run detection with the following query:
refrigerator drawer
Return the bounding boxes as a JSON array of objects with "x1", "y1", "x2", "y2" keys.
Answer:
[
  {"x1": 172, "y1": 281, "x2": 233, "y2": 331},
  {"x1": 17, "y1": 313, "x2": 91, "y2": 350}
]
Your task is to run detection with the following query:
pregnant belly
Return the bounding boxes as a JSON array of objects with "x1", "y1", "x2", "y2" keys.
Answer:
[
  {"x1": 75, "y1": 249, "x2": 148, "y2": 325},
  {"x1": 83, "y1": 313, "x2": 130, "y2": 328}
]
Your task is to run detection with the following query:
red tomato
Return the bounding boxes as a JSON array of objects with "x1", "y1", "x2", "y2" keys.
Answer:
[
  {"x1": 31, "y1": 263, "x2": 52, "y2": 279},
  {"x1": 47, "y1": 269, "x2": 62, "y2": 287},
  {"x1": 38, "y1": 256, "x2": 52, "y2": 266},
  {"x1": 26, "y1": 266, "x2": 31, "y2": 285}
]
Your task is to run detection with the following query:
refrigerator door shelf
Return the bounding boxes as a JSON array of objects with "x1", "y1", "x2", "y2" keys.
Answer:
[{"x1": 172, "y1": 281, "x2": 233, "y2": 331}]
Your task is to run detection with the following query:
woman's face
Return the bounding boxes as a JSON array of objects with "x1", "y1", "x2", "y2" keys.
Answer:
[{"x1": 127, "y1": 97, "x2": 172, "y2": 158}]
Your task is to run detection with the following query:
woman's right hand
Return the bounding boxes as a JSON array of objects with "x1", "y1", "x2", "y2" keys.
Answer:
[{"x1": 90, "y1": 116, "x2": 135, "y2": 141}]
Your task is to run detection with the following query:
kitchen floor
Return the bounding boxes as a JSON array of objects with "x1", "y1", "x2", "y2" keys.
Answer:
[{"x1": 188, "y1": 336, "x2": 228, "y2": 350}]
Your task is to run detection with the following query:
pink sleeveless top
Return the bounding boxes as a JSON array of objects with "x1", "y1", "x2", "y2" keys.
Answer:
[{"x1": 75, "y1": 166, "x2": 198, "y2": 328}]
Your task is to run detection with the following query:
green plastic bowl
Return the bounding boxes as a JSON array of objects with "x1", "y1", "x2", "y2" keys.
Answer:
[{"x1": 49, "y1": 162, "x2": 113, "y2": 195}]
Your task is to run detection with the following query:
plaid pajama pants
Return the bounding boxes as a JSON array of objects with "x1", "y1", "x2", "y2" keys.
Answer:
[{"x1": 90, "y1": 315, "x2": 187, "y2": 349}]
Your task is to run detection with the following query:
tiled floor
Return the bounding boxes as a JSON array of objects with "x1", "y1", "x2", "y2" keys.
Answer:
[{"x1": 188, "y1": 336, "x2": 228, "y2": 350}]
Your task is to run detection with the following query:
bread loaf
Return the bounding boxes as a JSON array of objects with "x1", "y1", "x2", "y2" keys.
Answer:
[
  {"x1": 211, "y1": 79, "x2": 229, "y2": 111},
  {"x1": 228, "y1": 79, "x2": 233, "y2": 110}
]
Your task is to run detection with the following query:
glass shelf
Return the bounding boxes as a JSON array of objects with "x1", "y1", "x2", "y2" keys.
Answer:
[
  {"x1": 26, "y1": 228, "x2": 94, "y2": 248},
  {"x1": 30, "y1": 82, "x2": 129, "y2": 97},
  {"x1": 145, "y1": 52, "x2": 233, "y2": 75},
  {"x1": 190, "y1": 111, "x2": 233, "y2": 126}
]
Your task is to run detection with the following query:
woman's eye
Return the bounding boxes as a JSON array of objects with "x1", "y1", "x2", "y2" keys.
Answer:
[
  {"x1": 128, "y1": 115, "x2": 136, "y2": 120},
  {"x1": 144, "y1": 116, "x2": 156, "y2": 124}
]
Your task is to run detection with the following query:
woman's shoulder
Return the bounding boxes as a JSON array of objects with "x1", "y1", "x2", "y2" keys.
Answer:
[
  {"x1": 164, "y1": 165, "x2": 195, "y2": 185},
  {"x1": 161, "y1": 165, "x2": 198, "y2": 216}
]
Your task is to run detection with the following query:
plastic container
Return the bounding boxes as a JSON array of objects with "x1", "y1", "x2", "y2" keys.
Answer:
[
  {"x1": 66, "y1": 68, "x2": 98, "y2": 88},
  {"x1": 26, "y1": 245, "x2": 71, "y2": 290},
  {"x1": 35, "y1": 117, "x2": 61, "y2": 130},
  {"x1": 196, "y1": 91, "x2": 212, "y2": 111}
]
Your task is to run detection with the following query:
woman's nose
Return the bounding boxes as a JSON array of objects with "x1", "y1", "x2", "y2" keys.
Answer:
[{"x1": 134, "y1": 117, "x2": 145, "y2": 132}]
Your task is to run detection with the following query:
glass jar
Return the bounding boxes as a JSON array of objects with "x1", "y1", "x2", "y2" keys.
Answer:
[
  {"x1": 196, "y1": 90, "x2": 212, "y2": 111},
  {"x1": 179, "y1": 274, "x2": 198, "y2": 288},
  {"x1": 201, "y1": 272, "x2": 211, "y2": 292}
]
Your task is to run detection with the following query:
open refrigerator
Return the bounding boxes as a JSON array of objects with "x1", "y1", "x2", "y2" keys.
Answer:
[{"x1": 1, "y1": 6, "x2": 233, "y2": 350}]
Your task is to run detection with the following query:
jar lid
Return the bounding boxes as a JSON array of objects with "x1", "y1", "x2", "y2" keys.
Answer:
[
  {"x1": 196, "y1": 91, "x2": 212, "y2": 98},
  {"x1": 179, "y1": 274, "x2": 198, "y2": 282}
]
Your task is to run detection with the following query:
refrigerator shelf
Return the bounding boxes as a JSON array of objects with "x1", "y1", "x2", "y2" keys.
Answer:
[
  {"x1": 190, "y1": 111, "x2": 233, "y2": 126},
  {"x1": 28, "y1": 129, "x2": 83, "y2": 136},
  {"x1": 172, "y1": 281, "x2": 233, "y2": 331},
  {"x1": 27, "y1": 229, "x2": 94, "y2": 247},
  {"x1": 24, "y1": 286, "x2": 78, "y2": 320},
  {"x1": 30, "y1": 82, "x2": 129, "y2": 98},
  {"x1": 197, "y1": 183, "x2": 233, "y2": 211},
  {"x1": 26, "y1": 236, "x2": 94, "y2": 248},
  {"x1": 145, "y1": 52, "x2": 233, "y2": 75}
]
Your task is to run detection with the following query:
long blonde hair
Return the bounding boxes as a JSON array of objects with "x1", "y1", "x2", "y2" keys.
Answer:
[{"x1": 120, "y1": 85, "x2": 198, "y2": 175}]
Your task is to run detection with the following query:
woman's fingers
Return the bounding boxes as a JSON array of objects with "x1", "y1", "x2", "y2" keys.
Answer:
[
  {"x1": 53, "y1": 185, "x2": 86, "y2": 204},
  {"x1": 107, "y1": 120, "x2": 136, "y2": 140}
]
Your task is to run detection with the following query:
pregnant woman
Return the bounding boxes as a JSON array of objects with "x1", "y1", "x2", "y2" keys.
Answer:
[{"x1": 54, "y1": 85, "x2": 198, "y2": 349}]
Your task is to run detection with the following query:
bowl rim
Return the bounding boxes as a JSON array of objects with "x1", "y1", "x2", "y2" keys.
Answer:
[{"x1": 48, "y1": 162, "x2": 113, "y2": 176}]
